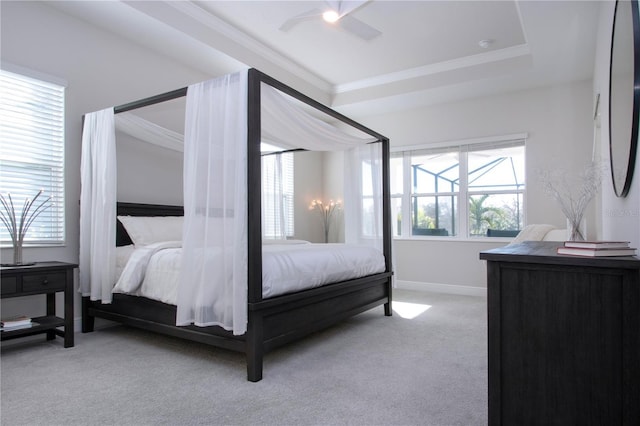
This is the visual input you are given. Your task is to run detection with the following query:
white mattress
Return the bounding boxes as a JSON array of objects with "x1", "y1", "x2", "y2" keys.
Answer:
[{"x1": 113, "y1": 241, "x2": 385, "y2": 304}]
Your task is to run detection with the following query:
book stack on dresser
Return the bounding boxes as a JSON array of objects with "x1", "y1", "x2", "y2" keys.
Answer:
[{"x1": 557, "y1": 240, "x2": 637, "y2": 257}]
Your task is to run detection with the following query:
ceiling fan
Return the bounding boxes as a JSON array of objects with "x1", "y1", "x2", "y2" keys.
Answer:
[{"x1": 279, "y1": 0, "x2": 381, "y2": 41}]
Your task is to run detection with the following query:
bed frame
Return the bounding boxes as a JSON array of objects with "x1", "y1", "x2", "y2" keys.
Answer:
[{"x1": 81, "y1": 69, "x2": 393, "y2": 382}]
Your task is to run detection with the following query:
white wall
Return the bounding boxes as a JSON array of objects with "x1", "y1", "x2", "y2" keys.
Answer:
[
  {"x1": 593, "y1": 1, "x2": 640, "y2": 249},
  {"x1": 116, "y1": 135, "x2": 184, "y2": 206},
  {"x1": 323, "y1": 150, "x2": 346, "y2": 243},
  {"x1": 293, "y1": 150, "x2": 346, "y2": 244},
  {"x1": 356, "y1": 80, "x2": 595, "y2": 289},
  {"x1": 293, "y1": 150, "x2": 325, "y2": 243},
  {"x1": 0, "y1": 1, "x2": 208, "y2": 320},
  {"x1": 116, "y1": 97, "x2": 186, "y2": 206}
]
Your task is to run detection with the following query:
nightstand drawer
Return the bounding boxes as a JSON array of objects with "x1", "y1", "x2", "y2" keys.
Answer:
[
  {"x1": 1, "y1": 276, "x2": 17, "y2": 295},
  {"x1": 22, "y1": 272, "x2": 66, "y2": 292}
]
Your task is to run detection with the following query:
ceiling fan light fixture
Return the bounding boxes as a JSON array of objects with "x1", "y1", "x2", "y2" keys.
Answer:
[{"x1": 323, "y1": 10, "x2": 340, "y2": 23}]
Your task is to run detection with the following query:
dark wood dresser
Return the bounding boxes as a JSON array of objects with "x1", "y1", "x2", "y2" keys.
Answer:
[{"x1": 480, "y1": 241, "x2": 640, "y2": 425}]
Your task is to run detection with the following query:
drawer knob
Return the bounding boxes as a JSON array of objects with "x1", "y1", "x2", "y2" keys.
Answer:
[{"x1": 42, "y1": 279, "x2": 49, "y2": 285}]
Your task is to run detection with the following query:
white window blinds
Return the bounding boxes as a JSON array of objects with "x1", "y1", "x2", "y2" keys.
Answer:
[
  {"x1": 0, "y1": 69, "x2": 65, "y2": 245},
  {"x1": 261, "y1": 152, "x2": 294, "y2": 238}
]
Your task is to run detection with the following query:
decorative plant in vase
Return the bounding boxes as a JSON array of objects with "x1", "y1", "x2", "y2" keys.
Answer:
[
  {"x1": 538, "y1": 162, "x2": 603, "y2": 241},
  {"x1": 309, "y1": 199, "x2": 341, "y2": 243},
  {"x1": 0, "y1": 190, "x2": 50, "y2": 265}
]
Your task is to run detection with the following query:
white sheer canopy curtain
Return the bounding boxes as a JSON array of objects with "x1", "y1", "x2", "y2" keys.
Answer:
[
  {"x1": 79, "y1": 108, "x2": 117, "y2": 302},
  {"x1": 261, "y1": 84, "x2": 377, "y2": 151},
  {"x1": 115, "y1": 112, "x2": 183, "y2": 152},
  {"x1": 344, "y1": 143, "x2": 384, "y2": 253},
  {"x1": 176, "y1": 70, "x2": 248, "y2": 335}
]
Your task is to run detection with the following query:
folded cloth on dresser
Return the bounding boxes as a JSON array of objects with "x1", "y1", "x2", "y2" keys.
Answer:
[
  {"x1": 113, "y1": 242, "x2": 385, "y2": 304},
  {"x1": 509, "y1": 224, "x2": 557, "y2": 245}
]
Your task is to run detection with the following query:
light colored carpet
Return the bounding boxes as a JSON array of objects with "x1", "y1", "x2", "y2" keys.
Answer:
[{"x1": 0, "y1": 289, "x2": 487, "y2": 426}]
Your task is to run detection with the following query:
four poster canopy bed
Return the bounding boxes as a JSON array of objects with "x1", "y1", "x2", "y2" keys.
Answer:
[{"x1": 79, "y1": 69, "x2": 393, "y2": 382}]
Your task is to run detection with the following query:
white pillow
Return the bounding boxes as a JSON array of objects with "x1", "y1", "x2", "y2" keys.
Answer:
[{"x1": 117, "y1": 215, "x2": 183, "y2": 247}]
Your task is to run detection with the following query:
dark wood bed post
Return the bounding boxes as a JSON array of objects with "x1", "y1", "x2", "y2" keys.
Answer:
[
  {"x1": 381, "y1": 136, "x2": 393, "y2": 317},
  {"x1": 246, "y1": 68, "x2": 264, "y2": 382},
  {"x1": 81, "y1": 296, "x2": 95, "y2": 332}
]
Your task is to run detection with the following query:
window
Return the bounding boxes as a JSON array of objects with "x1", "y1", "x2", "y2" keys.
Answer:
[
  {"x1": 391, "y1": 136, "x2": 525, "y2": 238},
  {"x1": 261, "y1": 152, "x2": 294, "y2": 238},
  {"x1": 0, "y1": 69, "x2": 65, "y2": 246},
  {"x1": 361, "y1": 159, "x2": 376, "y2": 237}
]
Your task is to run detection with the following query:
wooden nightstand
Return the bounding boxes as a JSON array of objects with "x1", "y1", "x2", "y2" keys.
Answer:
[{"x1": 1, "y1": 261, "x2": 77, "y2": 348}]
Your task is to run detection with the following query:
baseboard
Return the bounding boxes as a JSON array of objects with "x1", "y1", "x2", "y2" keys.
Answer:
[{"x1": 395, "y1": 280, "x2": 486, "y2": 297}]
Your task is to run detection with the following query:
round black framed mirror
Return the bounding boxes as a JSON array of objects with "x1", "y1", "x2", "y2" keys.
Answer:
[{"x1": 609, "y1": 0, "x2": 640, "y2": 197}]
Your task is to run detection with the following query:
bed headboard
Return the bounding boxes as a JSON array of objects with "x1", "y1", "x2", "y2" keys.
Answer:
[{"x1": 116, "y1": 202, "x2": 183, "y2": 246}]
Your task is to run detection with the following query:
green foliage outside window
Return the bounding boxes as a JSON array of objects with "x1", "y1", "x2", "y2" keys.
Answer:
[{"x1": 469, "y1": 194, "x2": 522, "y2": 236}]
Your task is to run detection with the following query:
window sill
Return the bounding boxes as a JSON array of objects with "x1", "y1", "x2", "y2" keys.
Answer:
[
  {"x1": 0, "y1": 243, "x2": 66, "y2": 249},
  {"x1": 393, "y1": 236, "x2": 514, "y2": 243}
]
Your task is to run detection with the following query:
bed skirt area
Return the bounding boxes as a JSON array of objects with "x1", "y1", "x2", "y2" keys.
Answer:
[{"x1": 82, "y1": 271, "x2": 393, "y2": 381}]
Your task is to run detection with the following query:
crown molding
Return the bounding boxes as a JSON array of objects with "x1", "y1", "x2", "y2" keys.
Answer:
[
  {"x1": 122, "y1": 1, "x2": 532, "y2": 109},
  {"x1": 334, "y1": 44, "x2": 531, "y2": 94}
]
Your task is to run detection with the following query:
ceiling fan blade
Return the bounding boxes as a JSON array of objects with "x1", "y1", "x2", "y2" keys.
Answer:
[
  {"x1": 279, "y1": 8, "x2": 323, "y2": 32},
  {"x1": 337, "y1": 14, "x2": 381, "y2": 40}
]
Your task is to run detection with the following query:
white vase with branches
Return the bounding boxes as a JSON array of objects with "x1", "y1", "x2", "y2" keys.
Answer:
[
  {"x1": 0, "y1": 190, "x2": 50, "y2": 265},
  {"x1": 538, "y1": 162, "x2": 603, "y2": 241}
]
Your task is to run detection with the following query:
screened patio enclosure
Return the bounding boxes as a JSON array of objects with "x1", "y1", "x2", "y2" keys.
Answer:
[{"x1": 391, "y1": 142, "x2": 525, "y2": 238}]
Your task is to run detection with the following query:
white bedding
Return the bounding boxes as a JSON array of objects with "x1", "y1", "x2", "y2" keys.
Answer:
[{"x1": 113, "y1": 242, "x2": 385, "y2": 304}]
